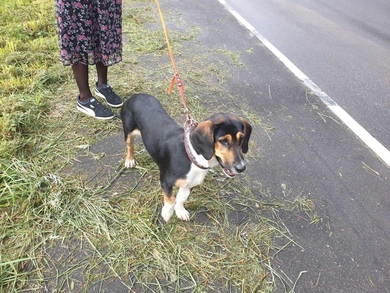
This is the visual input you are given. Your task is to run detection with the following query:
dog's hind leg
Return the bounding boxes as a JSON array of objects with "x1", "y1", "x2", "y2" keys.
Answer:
[{"x1": 125, "y1": 129, "x2": 140, "y2": 168}]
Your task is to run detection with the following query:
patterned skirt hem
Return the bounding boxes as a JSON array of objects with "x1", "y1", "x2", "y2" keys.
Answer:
[{"x1": 60, "y1": 52, "x2": 122, "y2": 67}]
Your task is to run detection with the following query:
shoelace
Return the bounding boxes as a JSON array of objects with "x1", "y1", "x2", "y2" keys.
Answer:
[
  {"x1": 102, "y1": 87, "x2": 118, "y2": 100},
  {"x1": 90, "y1": 98, "x2": 112, "y2": 114}
]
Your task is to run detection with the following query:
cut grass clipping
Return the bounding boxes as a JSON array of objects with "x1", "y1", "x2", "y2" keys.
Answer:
[{"x1": 0, "y1": 0, "x2": 318, "y2": 292}]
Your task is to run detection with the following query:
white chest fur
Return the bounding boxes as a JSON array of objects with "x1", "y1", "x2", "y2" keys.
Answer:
[
  {"x1": 160, "y1": 137, "x2": 220, "y2": 222},
  {"x1": 185, "y1": 164, "x2": 209, "y2": 188}
]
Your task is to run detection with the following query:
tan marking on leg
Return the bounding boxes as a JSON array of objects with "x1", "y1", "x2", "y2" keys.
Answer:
[
  {"x1": 125, "y1": 130, "x2": 140, "y2": 168},
  {"x1": 175, "y1": 178, "x2": 188, "y2": 188},
  {"x1": 161, "y1": 191, "x2": 176, "y2": 222},
  {"x1": 126, "y1": 133, "x2": 134, "y2": 160},
  {"x1": 163, "y1": 191, "x2": 175, "y2": 205}
]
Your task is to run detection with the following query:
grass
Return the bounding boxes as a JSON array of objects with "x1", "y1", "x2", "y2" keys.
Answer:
[{"x1": 0, "y1": 0, "x2": 318, "y2": 292}]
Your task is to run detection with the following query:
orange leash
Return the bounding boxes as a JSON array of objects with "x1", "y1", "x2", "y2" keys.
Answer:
[{"x1": 155, "y1": 0, "x2": 191, "y2": 121}]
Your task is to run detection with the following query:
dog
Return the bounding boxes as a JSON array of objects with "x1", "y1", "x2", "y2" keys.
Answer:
[{"x1": 120, "y1": 93, "x2": 252, "y2": 222}]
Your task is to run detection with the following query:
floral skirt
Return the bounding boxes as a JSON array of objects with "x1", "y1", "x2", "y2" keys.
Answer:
[{"x1": 56, "y1": 0, "x2": 122, "y2": 66}]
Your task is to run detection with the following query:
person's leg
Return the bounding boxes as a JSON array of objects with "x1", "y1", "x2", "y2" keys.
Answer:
[
  {"x1": 73, "y1": 63, "x2": 115, "y2": 119},
  {"x1": 94, "y1": 62, "x2": 123, "y2": 107},
  {"x1": 72, "y1": 63, "x2": 92, "y2": 103},
  {"x1": 95, "y1": 61, "x2": 108, "y2": 88}
]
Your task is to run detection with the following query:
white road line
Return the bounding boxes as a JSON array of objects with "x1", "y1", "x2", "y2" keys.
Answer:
[{"x1": 218, "y1": 0, "x2": 390, "y2": 168}]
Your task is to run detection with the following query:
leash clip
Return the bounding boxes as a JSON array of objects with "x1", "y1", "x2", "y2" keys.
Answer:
[{"x1": 184, "y1": 116, "x2": 198, "y2": 133}]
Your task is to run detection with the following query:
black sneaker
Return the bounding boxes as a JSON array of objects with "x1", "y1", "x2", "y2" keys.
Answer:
[
  {"x1": 76, "y1": 96, "x2": 115, "y2": 120},
  {"x1": 94, "y1": 83, "x2": 123, "y2": 108}
]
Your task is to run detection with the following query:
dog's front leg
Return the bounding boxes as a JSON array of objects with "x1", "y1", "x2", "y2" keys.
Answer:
[
  {"x1": 161, "y1": 187, "x2": 190, "y2": 222},
  {"x1": 161, "y1": 190, "x2": 175, "y2": 222},
  {"x1": 174, "y1": 187, "x2": 190, "y2": 221}
]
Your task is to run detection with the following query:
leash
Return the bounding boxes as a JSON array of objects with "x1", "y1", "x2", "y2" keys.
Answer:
[
  {"x1": 155, "y1": 0, "x2": 193, "y2": 123},
  {"x1": 155, "y1": 0, "x2": 211, "y2": 169}
]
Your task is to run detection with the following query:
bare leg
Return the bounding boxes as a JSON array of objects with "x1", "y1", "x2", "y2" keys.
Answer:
[
  {"x1": 73, "y1": 62, "x2": 115, "y2": 119},
  {"x1": 72, "y1": 63, "x2": 92, "y2": 103},
  {"x1": 94, "y1": 61, "x2": 123, "y2": 108},
  {"x1": 96, "y1": 62, "x2": 108, "y2": 88}
]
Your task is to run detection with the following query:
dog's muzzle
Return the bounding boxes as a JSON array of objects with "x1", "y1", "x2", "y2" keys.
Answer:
[{"x1": 217, "y1": 157, "x2": 246, "y2": 177}]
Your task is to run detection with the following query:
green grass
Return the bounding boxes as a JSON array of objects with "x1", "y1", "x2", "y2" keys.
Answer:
[{"x1": 0, "y1": 0, "x2": 318, "y2": 292}]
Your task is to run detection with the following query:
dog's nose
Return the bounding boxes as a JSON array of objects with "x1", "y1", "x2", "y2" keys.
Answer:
[{"x1": 235, "y1": 162, "x2": 246, "y2": 173}]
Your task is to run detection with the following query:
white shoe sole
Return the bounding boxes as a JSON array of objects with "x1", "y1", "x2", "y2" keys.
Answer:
[{"x1": 76, "y1": 104, "x2": 115, "y2": 120}]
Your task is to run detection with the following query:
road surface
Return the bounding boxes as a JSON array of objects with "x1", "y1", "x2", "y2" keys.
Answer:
[{"x1": 225, "y1": 0, "x2": 390, "y2": 154}]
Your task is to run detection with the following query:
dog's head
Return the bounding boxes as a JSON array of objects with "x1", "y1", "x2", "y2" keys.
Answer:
[{"x1": 190, "y1": 113, "x2": 252, "y2": 177}]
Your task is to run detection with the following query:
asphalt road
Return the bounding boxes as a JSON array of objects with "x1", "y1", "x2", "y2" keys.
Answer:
[{"x1": 224, "y1": 0, "x2": 390, "y2": 153}]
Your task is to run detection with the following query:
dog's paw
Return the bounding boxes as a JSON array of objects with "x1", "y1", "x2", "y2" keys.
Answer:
[
  {"x1": 125, "y1": 159, "x2": 136, "y2": 169},
  {"x1": 175, "y1": 206, "x2": 190, "y2": 221},
  {"x1": 161, "y1": 204, "x2": 175, "y2": 222}
]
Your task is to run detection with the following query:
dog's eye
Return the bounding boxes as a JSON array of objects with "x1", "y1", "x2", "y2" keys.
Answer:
[{"x1": 219, "y1": 139, "x2": 229, "y2": 146}]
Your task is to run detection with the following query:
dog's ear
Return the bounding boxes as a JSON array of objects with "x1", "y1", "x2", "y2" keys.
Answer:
[
  {"x1": 240, "y1": 118, "x2": 252, "y2": 153},
  {"x1": 190, "y1": 121, "x2": 215, "y2": 160}
]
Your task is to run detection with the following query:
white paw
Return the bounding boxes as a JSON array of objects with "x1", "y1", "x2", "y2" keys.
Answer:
[
  {"x1": 175, "y1": 206, "x2": 190, "y2": 221},
  {"x1": 125, "y1": 159, "x2": 136, "y2": 169},
  {"x1": 161, "y1": 204, "x2": 175, "y2": 222}
]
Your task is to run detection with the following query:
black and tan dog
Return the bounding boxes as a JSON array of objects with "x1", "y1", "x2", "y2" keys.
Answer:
[{"x1": 120, "y1": 93, "x2": 252, "y2": 222}]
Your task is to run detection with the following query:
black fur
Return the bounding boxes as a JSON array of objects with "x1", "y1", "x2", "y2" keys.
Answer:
[{"x1": 121, "y1": 94, "x2": 191, "y2": 197}]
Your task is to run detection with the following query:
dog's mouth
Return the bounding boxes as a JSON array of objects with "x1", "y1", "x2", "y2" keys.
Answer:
[
  {"x1": 216, "y1": 157, "x2": 236, "y2": 178},
  {"x1": 222, "y1": 167, "x2": 236, "y2": 177}
]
